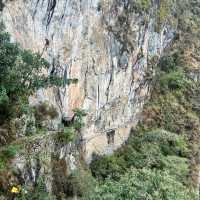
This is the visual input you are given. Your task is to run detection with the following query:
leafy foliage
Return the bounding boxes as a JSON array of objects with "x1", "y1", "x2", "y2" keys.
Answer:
[
  {"x1": 133, "y1": 0, "x2": 151, "y2": 12},
  {"x1": 15, "y1": 177, "x2": 54, "y2": 200},
  {"x1": 90, "y1": 129, "x2": 189, "y2": 183},
  {"x1": 65, "y1": 169, "x2": 97, "y2": 199},
  {"x1": 0, "y1": 144, "x2": 20, "y2": 171},
  {"x1": 56, "y1": 127, "x2": 75, "y2": 143},
  {"x1": 0, "y1": 24, "x2": 62, "y2": 123},
  {"x1": 0, "y1": 1, "x2": 200, "y2": 199},
  {"x1": 158, "y1": 70, "x2": 189, "y2": 93},
  {"x1": 72, "y1": 108, "x2": 87, "y2": 131},
  {"x1": 56, "y1": 108, "x2": 86, "y2": 143},
  {"x1": 87, "y1": 168, "x2": 197, "y2": 200},
  {"x1": 90, "y1": 154, "x2": 126, "y2": 181}
]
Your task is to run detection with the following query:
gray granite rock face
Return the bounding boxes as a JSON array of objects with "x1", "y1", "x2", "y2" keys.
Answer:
[
  {"x1": 1, "y1": 0, "x2": 174, "y2": 161},
  {"x1": 12, "y1": 132, "x2": 78, "y2": 193}
]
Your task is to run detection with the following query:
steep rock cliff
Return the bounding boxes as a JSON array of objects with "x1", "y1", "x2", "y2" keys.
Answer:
[
  {"x1": 1, "y1": 0, "x2": 174, "y2": 160},
  {"x1": 0, "y1": 1, "x2": 177, "y2": 195}
]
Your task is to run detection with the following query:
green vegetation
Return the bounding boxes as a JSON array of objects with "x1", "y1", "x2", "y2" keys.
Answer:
[
  {"x1": 0, "y1": 23, "x2": 62, "y2": 124},
  {"x1": 56, "y1": 108, "x2": 86, "y2": 143},
  {"x1": 131, "y1": 0, "x2": 174, "y2": 28},
  {"x1": 89, "y1": 130, "x2": 197, "y2": 199},
  {"x1": 37, "y1": 2, "x2": 200, "y2": 199},
  {"x1": 56, "y1": 126, "x2": 75, "y2": 143},
  {"x1": 0, "y1": 144, "x2": 20, "y2": 171},
  {"x1": 65, "y1": 169, "x2": 97, "y2": 199},
  {"x1": 133, "y1": 0, "x2": 151, "y2": 12},
  {"x1": 88, "y1": 31, "x2": 200, "y2": 199},
  {"x1": 90, "y1": 130, "x2": 189, "y2": 182},
  {"x1": 87, "y1": 169, "x2": 196, "y2": 200},
  {"x1": 0, "y1": 23, "x2": 83, "y2": 196},
  {"x1": 15, "y1": 177, "x2": 54, "y2": 200},
  {"x1": 72, "y1": 108, "x2": 87, "y2": 131},
  {"x1": 157, "y1": 0, "x2": 172, "y2": 25},
  {"x1": 158, "y1": 69, "x2": 188, "y2": 91}
]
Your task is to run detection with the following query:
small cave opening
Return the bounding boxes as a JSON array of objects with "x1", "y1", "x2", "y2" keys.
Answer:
[
  {"x1": 62, "y1": 115, "x2": 74, "y2": 127},
  {"x1": 106, "y1": 129, "x2": 115, "y2": 145}
]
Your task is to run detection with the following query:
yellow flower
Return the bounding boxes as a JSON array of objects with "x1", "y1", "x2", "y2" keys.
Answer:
[{"x1": 10, "y1": 186, "x2": 20, "y2": 193}]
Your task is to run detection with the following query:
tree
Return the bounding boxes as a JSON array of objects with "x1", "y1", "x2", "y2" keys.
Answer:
[
  {"x1": 86, "y1": 168, "x2": 197, "y2": 200},
  {"x1": 0, "y1": 24, "x2": 62, "y2": 123}
]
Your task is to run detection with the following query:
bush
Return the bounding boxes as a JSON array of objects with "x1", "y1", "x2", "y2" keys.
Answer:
[
  {"x1": 0, "y1": 144, "x2": 20, "y2": 170},
  {"x1": 159, "y1": 55, "x2": 178, "y2": 72},
  {"x1": 65, "y1": 169, "x2": 97, "y2": 198},
  {"x1": 90, "y1": 129, "x2": 189, "y2": 183},
  {"x1": 132, "y1": 0, "x2": 151, "y2": 13},
  {"x1": 56, "y1": 108, "x2": 86, "y2": 144},
  {"x1": 15, "y1": 177, "x2": 54, "y2": 200},
  {"x1": 1, "y1": 145, "x2": 19, "y2": 158},
  {"x1": 56, "y1": 127, "x2": 75, "y2": 143},
  {"x1": 88, "y1": 3, "x2": 200, "y2": 197},
  {"x1": 72, "y1": 108, "x2": 87, "y2": 131},
  {"x1": 87, "y1": 168, "x2": 197, "y2": 200},
  {"x1": 90, "y1": 154, "x2": 126, "y2": 181},
  {"x1": 0, "y1": 25, "x2": 62, "y2": 123},
  {"x1": 158, "y1": 70, "x2": 188, "y2": 92}
]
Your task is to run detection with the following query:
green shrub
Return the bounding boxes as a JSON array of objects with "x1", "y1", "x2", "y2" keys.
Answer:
[
  {"x1": 0, "y1": 160, "x2": 6, "y2": 171},
  {"x1": 87, "y1": 168, "x2": 197, "y2": 200},
  {"x1": 0, "y1": 86, "x2": 9, "y2": 105},
  {"x1": 90, "y1": 154, "x2": 126, "y2": 181},
  {"x1": 56, "y1": 127, "x2": 75, "y2": 143},
  {"x1": 155, "y1": 0, "x2": 174, "y2": 32},
  {"x1": 158, "y1": 70, "x2": 188, "y2": 92},
  {"x1": 56, "y1": 108, "x2": 86, "y2": 143},
  {"x1": 157, "y1": 0, "x2": 171, "y2": 22},
  {"x1": 0, "y1": 144, "x2": 21, "y2": 170},
  {"x1": 159, "y1": 55, "x2": 178, "y2": 72},
  {"x1": 88, "y1": 2, "x2": 200, "y2": 197},
  {"x1": 15, "y1": 177, "x2": 54, "y2": 200},
  {"x1": 162, "y1": 155, "x2": 189, "y2": 183},
  {"x1": 65, "y1": 169, "x2": 97, "y2": 198},
  {"x1": 123, "y1": 130, "x2": 189, "y2": 174},
  {"x1": 90, "y1": 129, "x2": 189, "y2": 182},
  {"x1": 133, "y1": 0, "x2": 151, "y2": 13},
  {"x1": 0, "y1": 24, "x2": 62, "y2": 123},
  {"x1": 72, "y1": 108, "x2": 87, "y2": 131},
  {"x1": 1, "y1": 145, "x2": 19, "y2": 158}
]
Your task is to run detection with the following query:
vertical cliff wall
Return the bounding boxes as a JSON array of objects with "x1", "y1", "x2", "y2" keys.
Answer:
[{"x1": 1, "y1": 0, "x2": 174, "y2": 161}]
